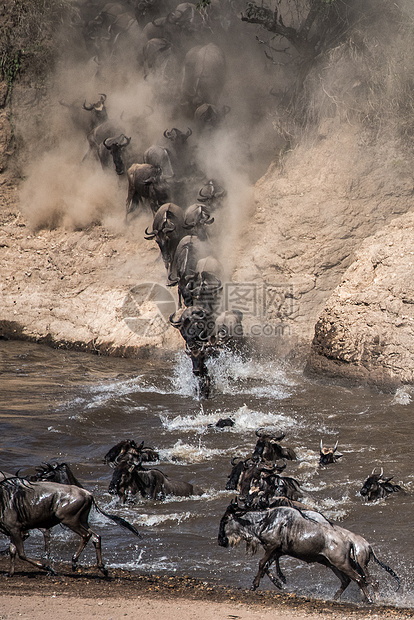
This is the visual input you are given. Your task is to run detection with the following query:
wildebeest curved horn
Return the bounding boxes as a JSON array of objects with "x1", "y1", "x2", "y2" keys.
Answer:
[
  {"x1": 255, "y1": 428, "x2": 265, "y2": 437},
  {"x1": 144, "y1": 226, "x2": 156, "y2": 239},
  {"x1": 185, "y1": 127, "x2": 192, "y2": 138},
  {"x1": 99, "y1": 93, "x2": 107, "y2": 103},
  {"x1": 379, "y1": 467, "x2": 384, "y2": 479},
  {"x1": 169, "y1": 311, "x2": 181, "y2": 326},
  {"x1": 320, "y1": 439, "x2": 324, "y2": 452},
  {"x1": 82, "y1": 100, "x2": 94, "y2": 111},
  {"x1": 333, "y1": 440, "x2": 338, "y2": 452},
  {"x1": 163, "y1": 128, "x2": 173, "y2": 139},
  {"x1": 198, "y1": 186, "x2": 210, "y2": 199},
  {"x1": 231, "y1": 456, "x2": 243, "y2": 466},
  {"x1": 119, "y1": 135, "x2": 131, "y2": 147}
]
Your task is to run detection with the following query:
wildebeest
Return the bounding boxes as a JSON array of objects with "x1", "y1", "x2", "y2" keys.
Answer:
[
  {"x1": 125, "y1": 162, "x2": 169, "y2": 218},
  {"x1": 103, "y1": 439, "x2": 159, "y2": 466},
  {"x1": 144, "y1": 201, "x2": 186, "y2": 270},
  {"x1": 181, "y1": 255, "x2": 223, "y2": 314},
  {"x1": 108, "y1": 460, "x2": 204, "y2": 502},
  {"x1": 98, "y1": 134, "x2": 131, "y2": 174},
  {"x1": 0, "y1": 477, "x2": 139, "y2": 576},
  {"x1": 29, "y1": 462, "x2": 84, "y2": 488},
  {"x1": 168, "y1": 235, "x2": 213, "y2": 306},
  {"x1": 319, "y1": 439, "x2": 343, "y2": 466},
  {"x1": 197, "y1": 178, "x2": 227, "y2": 211},
  {"x1": 360, "y1": 468, "x2": 404, "y2": 502},
  {"x1": 181, "y1": 43, "x2": 227, "y2": 114},
  {"x1": 218, "y1": 500, "x2": 399, "y2": 601},
  {"x1": 252, "y1": 428, "x2": 297, "y2": 462},
  {"x1": 82, "y1": 93, "x2": 108, "y2": 127},
  {"x1": 144, "y1": 128, "x2": 194, "y2": 195},
  {"x1": 193, "y1": 103, "x2": 231, "y2": 132},
  {"x1": 169, "y1": 305, "x2": 216, "y2": 398},
  {"x1": 212, "y1": 310, "x2": 245, "y2": 354},
  {"x1": 183, "y1": 203, "x2": 215, "y2": 240}
]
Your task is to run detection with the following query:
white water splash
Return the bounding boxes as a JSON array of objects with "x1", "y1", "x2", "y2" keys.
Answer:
[
  {"x1": 160, "y1": 403, "x2": 299, "y2": 435},
  {"x1": 159, "y1": 439, "x2": 226, "y2": 463},
  {"x1": 391, "y1": 386, "x2": 413, "y2": 405}
]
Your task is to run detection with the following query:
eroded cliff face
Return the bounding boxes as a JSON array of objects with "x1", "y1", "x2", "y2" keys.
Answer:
[
  {"x1": 232, "y1": 118, "x2": 414, "y2": 362},
  {"x1": 307, "y1": 211, "x2": 414, "y2": 387}
]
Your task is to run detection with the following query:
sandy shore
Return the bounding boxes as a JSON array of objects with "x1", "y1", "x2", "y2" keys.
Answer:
[{"x1": 0, "y1": 564, "x2": 411, "y2": 620}]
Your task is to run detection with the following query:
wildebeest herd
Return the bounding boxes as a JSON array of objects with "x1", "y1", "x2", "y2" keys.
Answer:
[
  {"x1": 0, "y1": 429, "x2": 406, "y2": 604},
  {"x1": 60, "y1": 0, "x2": 256, "y2": 399}
]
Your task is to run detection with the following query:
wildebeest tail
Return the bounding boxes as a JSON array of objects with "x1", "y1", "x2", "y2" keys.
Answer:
[
  {"x1": 370, "y1": 548, "x2": 400, "y2": 591},
  {"x1": 93, "y1": 501, "x2": 141, "y2": 538}
]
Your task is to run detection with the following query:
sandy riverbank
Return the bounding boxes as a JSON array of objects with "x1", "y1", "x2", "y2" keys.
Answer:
[{"x1": 0, "y1": 564, "x2": 411, "y2": 620}]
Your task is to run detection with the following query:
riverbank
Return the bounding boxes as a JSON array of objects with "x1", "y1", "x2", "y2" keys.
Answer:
[{"x1": 0, "y1": 565, "x2": 411, "y2": 620}]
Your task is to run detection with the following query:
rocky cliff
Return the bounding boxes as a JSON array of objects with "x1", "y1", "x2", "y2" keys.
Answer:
[{"x1": 307, "y1": 211, "x2": 414, "y2": 387}]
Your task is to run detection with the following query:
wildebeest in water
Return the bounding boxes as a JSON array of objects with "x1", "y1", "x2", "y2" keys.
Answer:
[
  {"x1": 0, "y1": 477, "x2": 140, "y2": 576},
  {"x1": 218, "y1": 499, "x2": 400, "y2": 602}
]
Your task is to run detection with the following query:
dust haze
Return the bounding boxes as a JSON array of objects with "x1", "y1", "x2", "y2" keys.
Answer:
[{"x1": 16, "y1": 0, "x2": 414, "y2": 280}]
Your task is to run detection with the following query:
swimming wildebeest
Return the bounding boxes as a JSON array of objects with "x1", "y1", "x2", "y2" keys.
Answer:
[
  {"x1": 360, "y1": 467, "x2": 404, "y2": 501},
  {"x1": 252, "y1": 428, "x2": 297, "y2": 462},
  {"x1": 109, "y1": 460, "x2": 204, "y2": 502},
  {"x1": 103, "y1": 439, "x2": 159, "y2": 466},
  {"x1": 319, "y1": 439, "x2": 343, "y2": 466},
  {"x1": 218, "y1": 499, "x2": 400, "y2": 602},
  {"x1": 0, "y1": 477, "x2": 140, "y2": 576}
]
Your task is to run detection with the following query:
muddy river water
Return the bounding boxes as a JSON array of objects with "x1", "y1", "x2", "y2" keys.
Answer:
[{"x1": 0, "y1": 340, "x2": 412, "y2": 607}]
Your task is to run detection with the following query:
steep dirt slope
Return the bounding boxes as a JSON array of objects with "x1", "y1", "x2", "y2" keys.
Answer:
[{"x1": 232, "y1": 118, "x2": 414, "y2": 361}]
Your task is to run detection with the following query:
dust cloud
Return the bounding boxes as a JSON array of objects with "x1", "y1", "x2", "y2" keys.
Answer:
[
  {"x1": 16, "y1": 0, "x2": 414, "y2": 275},
  {"x1": 16, "y1": 0, "x2": 283, "y2": 271}
]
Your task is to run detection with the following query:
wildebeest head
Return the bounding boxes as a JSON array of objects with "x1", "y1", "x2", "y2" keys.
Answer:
[
  {"x1": 82, "y1": 93, "x2": 108, "y2": 126},
  {"x1": 103, "y1": 134, "x2": 131, "y2": 175},
  {"x1": 163, "y1": 127, "x2": 192, "y2": 149},
  {"x1": 194, "y1": 103, "x2": 231, "y2": 130},
  {"x1": 252, "y1": 428, "x2": 297, "y2": 462},
  {"x1": 319, "y1": 439, "x2": 342, "y2": 466},
  {"x1": 29, "y1": 461, "x2": 84, "y2": 488},
  {"x1": 360, "y1": 467, "x2": 403, "y2": 501},
  {"x1": 169, "y1": 306, "x2": 215, "y2": 347},
  {"x1": 197, "y1": 179, "x2": 226, "y2": 211}
]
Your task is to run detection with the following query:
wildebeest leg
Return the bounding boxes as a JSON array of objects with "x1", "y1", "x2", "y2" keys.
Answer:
[
  {"x1": 266, "y1": 556, "x2": 287, "y2": 587},
  {"x1": 330, "y1": 566, "x2": 351, "y2": 600},
  {"x1": 69, "y1": 519, "x2": 107, "y2": 576},
  {"x1": 265, "y1": 567, "x2": 284, "y2": 589},
  {"x1": 252, "y1": 548, "x2": 279, "y2": 591},
  {"x1": 41, "y1": 528, "x2": 51, "y2": 557},
  {"x1": 8, "y1": 532, "x2": 53, "y2": 575},
  {"x1": 8, "y1": 542, "x2": 16, "y2": 577},
  {"x1": 331, "y1": 564, "x2": 372, "y2": 603}
]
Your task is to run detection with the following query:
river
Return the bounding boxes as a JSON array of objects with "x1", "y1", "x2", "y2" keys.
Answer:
[{"x1": 0, "y1": 340, "x2": 412, "y2": 607}]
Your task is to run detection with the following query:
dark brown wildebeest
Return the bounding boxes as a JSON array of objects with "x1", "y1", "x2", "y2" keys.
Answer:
[
  {"x1": 181, "y1": 43, "x2": 227, "y2": 113},
  {"x1": 252, "y1": 428, "x2": 297, "y2": 462},
  {"x1": 29, "y1": 462, "x2": 84, "y2": 488},
  {"x1": 144, "y1": 202, "x2": 186, "y2": 271},
  {"x1": 319, "y1": 439, "x2": 343, "y2": 466},
  {"x1": 125, "y1": 163, "x2": 169, "y2": 219},
  {"x1": 218, "y1": 500, "x2": 400, "y2": 601},
  {"x1": 103, "y1": 439, "x2": 159, "y2": 466},
  {"x1": 360, "y1": 468, "x2": 404, "y2": 501},
  {"x1": 108, "y1": 460, "x2": 204, "y2": 502},
  {"x1": 0, "y1": 477, "x2": 140, "y2": 576}
]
